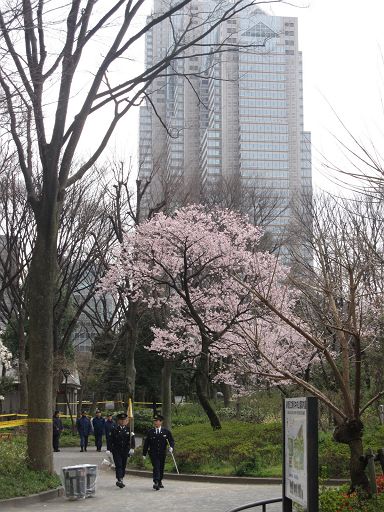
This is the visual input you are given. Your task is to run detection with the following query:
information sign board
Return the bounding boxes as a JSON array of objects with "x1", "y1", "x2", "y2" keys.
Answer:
[{"x1": 283, "y1": 396, "x2": 318, "y2": 512}]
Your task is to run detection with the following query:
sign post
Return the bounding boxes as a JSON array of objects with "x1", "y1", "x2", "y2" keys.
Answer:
[{"x1": 283, "y1": 397, "x2": 318, "y2": 512}]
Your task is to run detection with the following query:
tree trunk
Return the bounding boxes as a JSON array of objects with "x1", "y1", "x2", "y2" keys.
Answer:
[
  {"x1": 123, "y1": 303, "x2": 138, "y2": 430},
  {"x1": 196, "y1": 343, "x2": 221, "y2": 429},
  {"x1": 27, "y1": 196, "x2": 59, "y2": 472},
  {"x1": 221, "y1": 383, "x2": 231, "y2": 407},
  {"x1": 333, "y1": 419, "x2": 370, "y2": 492},
  {"x1": 18, "y1": 318, "x2": 28, "y2": 413},
  {"x1": 161, "y1": 359, "x2": 172, "y2": 429}
]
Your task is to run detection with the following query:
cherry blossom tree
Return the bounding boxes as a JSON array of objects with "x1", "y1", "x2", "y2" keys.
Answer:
[
  {"x1": 0, "y1": 336, "x2": 12, "y2": 371},
  {"x1": 102, "y1": 205, "x2": 312, "y2": 428}
]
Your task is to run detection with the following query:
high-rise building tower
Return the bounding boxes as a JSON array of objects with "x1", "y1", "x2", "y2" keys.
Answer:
[{"x1": 139, "y1": 3, "x2": 311, "y2": 234}]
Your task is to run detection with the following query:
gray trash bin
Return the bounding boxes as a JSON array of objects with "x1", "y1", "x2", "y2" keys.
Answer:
[{"x1": 61, "y1": 464, "x2": 97, "y2": 500}]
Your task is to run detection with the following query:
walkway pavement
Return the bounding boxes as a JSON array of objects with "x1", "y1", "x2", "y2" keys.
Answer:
[{"x1": 7, "y1": 448, "x2": 282, "y2": 512}]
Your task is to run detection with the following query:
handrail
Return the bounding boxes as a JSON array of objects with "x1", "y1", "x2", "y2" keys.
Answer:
[{"x1": 225, "y1": 497, "x2": 282, "y2": 512}]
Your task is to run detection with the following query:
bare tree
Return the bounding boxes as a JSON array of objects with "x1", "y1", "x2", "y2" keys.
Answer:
[
  {"x1": 238, "y1": 193, "x2": 384, "y2": 490},
  {"x1": 0, "y1": 152, "x2": 35, "y2": 412},
  {"x1": 0, "y1": 0, "x2": 281, "y2": 471}
]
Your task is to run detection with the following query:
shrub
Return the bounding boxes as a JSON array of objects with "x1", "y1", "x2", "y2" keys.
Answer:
[
  {"x1": 320, "y1": 479, "x2": 384, "y2": 512},
  {"x1": 0, "y1": 437, "x2": 60, "y2": 499}
]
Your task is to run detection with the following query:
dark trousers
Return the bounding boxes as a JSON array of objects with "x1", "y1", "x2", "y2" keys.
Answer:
[
  {"x1": 80, "y1": 434, "x2": 89, "y2": 449},
  {"x1": 106, "y1": 436, "x2": 112, "y2": 451},
  {"x1": 150, "y1": 453, "x2": 166, "y2": 483},
  {"x1": 94, "y1": 432, "x2": 103, "y2": 450},
  {"x1": 53, "y1": 433, "x2": 60, "y2": 451},
  {"x1": 112, "y1": 450, "x2": 128, "y2": 480}
]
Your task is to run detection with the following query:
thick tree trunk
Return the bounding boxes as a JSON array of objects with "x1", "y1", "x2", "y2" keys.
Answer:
[
  {"x1": 27, "y1": 196, "x2": 59, "y2": 472},
  {"x1": 18, "y1": 319, "x2": 28, "y2": 413},
  {"x1": 333, "y1": 419, "x2": 370, "y2": 492},
  {"x1": 161, "y1": 359, "x2": 172, "y2": 429},
  {"x1": 196, "y1": 344, "x2": 221, "y2": 429}
]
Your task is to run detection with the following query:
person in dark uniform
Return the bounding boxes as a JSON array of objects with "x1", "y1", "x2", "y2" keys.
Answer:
[
  {"x1": 92, "y1": 409, "x2": 105, "y2": 452},
  {"x1": 52, "y1": 410, "x2": 63, "y2": 452},
  {"x1": 104, "y1": 413, "x2": 114, "y2": 451},
  {"x1": 142, "y1": 414, "x2": 175, "y2": 490},
  {"x1": 109, "y1": 412, "x2": 135, "y2": 488},
  {"x1": 76, "y1": 410, "x2": 93, "y2": 452}
]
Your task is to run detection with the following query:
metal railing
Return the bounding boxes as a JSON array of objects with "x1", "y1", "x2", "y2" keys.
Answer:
[{"x1": 225, "y1": 497, "x2": 282, "y2": 512}]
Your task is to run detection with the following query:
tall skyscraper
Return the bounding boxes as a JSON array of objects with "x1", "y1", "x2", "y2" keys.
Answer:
[{"x1": 139, "y1": 2, "x2": 311, "y2": 235}]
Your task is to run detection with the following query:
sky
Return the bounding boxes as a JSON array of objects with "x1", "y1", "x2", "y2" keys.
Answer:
[
  {"x1": 81, "y1": 0, "x2": 384, "y2": 192},
  {"x1": 266, "y1": 0, "x2": 384, "y2": 190}
]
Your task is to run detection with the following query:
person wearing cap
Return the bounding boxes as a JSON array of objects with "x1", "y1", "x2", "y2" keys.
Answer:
[
  {"x1": 52, "y1": 410, "x2": 63, "y2": 452},
  {"x1": 104, "y1": 413, "x2": 115, "y2": 451},
  {"x1": 76, "y1": 410, "x2": 93, "y2": 452},
  {"x1": 142, "y1": 414, "x2": 175, "y2": 490},
  {"x1": 110, "y1": 412, "x2": 135, "y2": 488},
  {"x1": 92, "y1": 409, "x2": 105, "y2": 452}
]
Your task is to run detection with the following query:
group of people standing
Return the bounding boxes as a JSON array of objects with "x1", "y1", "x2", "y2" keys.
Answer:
[
  {"x1": 75, "y1": 409, "x2": 115, "y2": 452},
  {"x1": 52, "y1": 410, "x2": 174, "y2": 491},
  {"x1": 52, "y1": 409, "x2": 115, "y2": 452}
]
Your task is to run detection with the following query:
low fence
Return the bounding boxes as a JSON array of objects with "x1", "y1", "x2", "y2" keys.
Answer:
[{"x1": 225, "y1": 498, "x2": 282, "y2": 512}]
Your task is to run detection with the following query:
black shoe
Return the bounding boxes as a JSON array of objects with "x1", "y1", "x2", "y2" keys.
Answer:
[
  {"x1": 159, "y1": 481, "x2": 164, "y2": 488},
  {"x1": 153, "y1": 482, "x2": 159, "y2": 490},
  {"x1": 97, "y1": 449, "x2": 101, "y2": 452},
  {"x1": 80, "y1": 448, "x2": 84, "y2": 452},
  {"x1": 84, "y1": 448, "x2": 87, "y2": 452},
  {"x1": 54, "y1": 449, "x2": 60, "y2": 452},
  {"x1": 116, "y1": 480, "x2": 124, "y2": 488}
]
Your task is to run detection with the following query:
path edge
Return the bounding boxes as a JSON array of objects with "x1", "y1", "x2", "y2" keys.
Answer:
[{"x1": 0, "y1": 487, "x2": 63, "y2": 509}]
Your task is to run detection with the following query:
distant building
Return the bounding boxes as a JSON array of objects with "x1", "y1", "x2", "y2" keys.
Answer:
[{"x1": 139, "y1": 3, "x2": 311, "y2": 237}]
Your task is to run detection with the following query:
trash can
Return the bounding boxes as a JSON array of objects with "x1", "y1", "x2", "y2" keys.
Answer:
[{"x1": 61, "y1": 464, "x2": 97, "y2": 500}]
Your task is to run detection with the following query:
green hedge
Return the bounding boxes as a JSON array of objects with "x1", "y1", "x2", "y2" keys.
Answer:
[{"x1": 132, "y1": 420, "x2": 384, "y2": 479}]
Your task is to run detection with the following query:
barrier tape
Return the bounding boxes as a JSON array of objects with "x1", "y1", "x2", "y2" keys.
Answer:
[
  {"x1": 0, "y1": 418, "x2": 54, "y2": 429},
  {"x1": 54, "y1": 401, "x2": 162, "y2": 406}
]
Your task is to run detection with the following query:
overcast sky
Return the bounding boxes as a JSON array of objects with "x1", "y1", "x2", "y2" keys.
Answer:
[{"x1": 105, "y1": 0, "x2": 384, "y2": 191}]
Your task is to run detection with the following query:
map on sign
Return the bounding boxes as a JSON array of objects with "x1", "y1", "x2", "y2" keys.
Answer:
[{"x1": 285, "y1": 398, "x2": 307, "y2": 507}]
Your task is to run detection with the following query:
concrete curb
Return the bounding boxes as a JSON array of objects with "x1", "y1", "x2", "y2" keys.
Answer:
[
  {"x1": 126, "y1": 469, "x2": 348, "y2": 487},
  {"x1": 127, "y1": 468, "x2": 280, "y2": 485},
  {"x1": 0, "y1": 487, "x2": 63, "y2": 509}
]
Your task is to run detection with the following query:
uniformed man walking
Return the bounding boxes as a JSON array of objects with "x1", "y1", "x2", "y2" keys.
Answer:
[
  {"x1": 142, "y1": 414, "x2": 175, "y2": 490},
  {"x1": 109, "y1": 412, "x2": 135, "y2": 488}
]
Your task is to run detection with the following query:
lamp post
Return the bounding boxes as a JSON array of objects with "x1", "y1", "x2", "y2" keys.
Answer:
[{"x1": 62, "y1": 369, "x2": 75, "y2": 432}]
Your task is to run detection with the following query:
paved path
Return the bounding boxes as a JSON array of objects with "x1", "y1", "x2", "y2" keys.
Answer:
[{"x1": 9, "y1": 448, "x2": 282, "y2": 512}]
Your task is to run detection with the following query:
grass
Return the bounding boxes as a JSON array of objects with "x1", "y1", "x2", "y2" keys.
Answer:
[
  {"x1": 131, "y1": 419, "x2": 384, "y2": 479},
  {"x1": 0, "y1": 437, "x2": 61, "y2": 500}
]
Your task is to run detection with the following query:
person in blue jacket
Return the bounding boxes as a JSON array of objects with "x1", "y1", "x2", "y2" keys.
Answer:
[
  {"x1": 52, "y1": 410, "x2": 63, "y2": 452},
  {"x1": 76, "y1": 410, "x2": 93, "y2": 452},
  {"x1": 92, "y1": 409, "x2": 105, "y2": 452},
  {"x1": 104, "y1": 413, "x2": 115, "y2": 451}
]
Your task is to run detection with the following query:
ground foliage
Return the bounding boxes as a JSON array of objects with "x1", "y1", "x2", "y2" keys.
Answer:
[
  {"x1": 0, "y1": 437, "x2": 60, "y2": 499},
  {"x1": 319, "y1": 477, "x2": 384, "y2": 512}
]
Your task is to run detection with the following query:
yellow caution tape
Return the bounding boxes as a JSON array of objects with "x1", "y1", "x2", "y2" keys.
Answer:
[
  {"x1": 0, "y1": 420, "x2": 26, "y2": 429},
  {"x1": 27, "y1": 418, "x2": 53, "y2": 424}
]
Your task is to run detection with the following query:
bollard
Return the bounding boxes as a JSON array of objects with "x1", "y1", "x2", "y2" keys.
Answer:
[
  {"x1": 365, "y1": 448, "x2": 377, "y2": 496},
  {"x1": 375, "y1": 449, "x2": 384, "y2": 475},
  {"x1": 379, "y1": 405, "x2": 384, "y2": 425}
]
